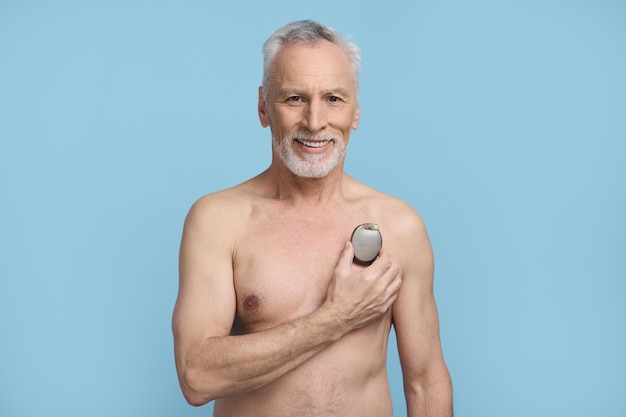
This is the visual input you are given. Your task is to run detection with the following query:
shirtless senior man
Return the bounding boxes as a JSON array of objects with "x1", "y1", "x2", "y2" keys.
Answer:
[{"x1": 173, "y1": 20, "x2": 453, "y2": 417}]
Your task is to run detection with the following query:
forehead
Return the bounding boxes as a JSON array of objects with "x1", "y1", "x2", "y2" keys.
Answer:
[{"x1": 270, "y1": 39, "x2": 356, "y2": 92}]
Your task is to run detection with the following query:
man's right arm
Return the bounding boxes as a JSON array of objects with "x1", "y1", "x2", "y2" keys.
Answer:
[{"x1": 172, "y1": 195, "x2": 401, "y2": 406}]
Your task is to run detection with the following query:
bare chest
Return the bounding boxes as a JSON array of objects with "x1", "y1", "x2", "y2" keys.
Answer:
[{"x1": 232, "y1": 209, "x2": 363, "y2": 332}]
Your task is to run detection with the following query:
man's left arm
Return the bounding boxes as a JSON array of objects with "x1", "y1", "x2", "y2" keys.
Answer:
[{"x1": 391, "y1": 210, "x2": 453, "y2": 417}]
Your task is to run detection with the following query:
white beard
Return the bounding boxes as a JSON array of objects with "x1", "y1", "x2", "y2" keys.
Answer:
[{"x1": 273, "y1": 131, "x2": 346, "y2": 178}]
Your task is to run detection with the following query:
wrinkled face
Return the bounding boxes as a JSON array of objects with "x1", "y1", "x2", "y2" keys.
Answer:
[{"x1": 258, "y1": 39, "x2": 360, "y2": 178}]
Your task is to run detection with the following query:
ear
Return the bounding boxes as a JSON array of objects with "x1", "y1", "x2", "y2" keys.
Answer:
[
  {"x1": 351, "y1": 102, "x2": 360, "y2": 130},
  {"x1": 258, "y1": 87, "x2": 270, "y2": 128}
]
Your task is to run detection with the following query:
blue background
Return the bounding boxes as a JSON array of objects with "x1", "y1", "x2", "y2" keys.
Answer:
[{"x1": 1, "y1": 1, "x2": 624, "y2": 416}]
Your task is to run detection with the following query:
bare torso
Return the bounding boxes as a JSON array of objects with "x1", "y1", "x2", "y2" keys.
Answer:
[
  {"x1": 174, "y1": 26, "x2": 451, "y2": 415},
  {"x1": 212, "y1": 174, "x2": 400, "y2": 416}
]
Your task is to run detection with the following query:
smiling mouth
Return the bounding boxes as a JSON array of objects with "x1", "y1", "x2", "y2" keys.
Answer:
[{"x1": 295, "y1": 138, "x2": 333, "y2": 148}]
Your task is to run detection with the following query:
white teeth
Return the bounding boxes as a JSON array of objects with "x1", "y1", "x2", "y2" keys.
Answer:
[{"x1": 298, "y1": 139, "x2": 330, "y2": 148}]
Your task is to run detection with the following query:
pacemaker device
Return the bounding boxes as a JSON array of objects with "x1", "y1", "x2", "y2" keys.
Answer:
[{"x1": 350, "y1": 223, "x2": 382, "y2": 264}]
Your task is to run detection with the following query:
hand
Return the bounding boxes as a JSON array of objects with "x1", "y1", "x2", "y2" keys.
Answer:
[{"x1": 323, "y1": 242, "x2": 402, "y2": 331}]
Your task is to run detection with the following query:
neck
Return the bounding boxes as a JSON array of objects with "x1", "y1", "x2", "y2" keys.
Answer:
[{"x1": 266, "y1": 159, "x2": 347, "y2": 206}]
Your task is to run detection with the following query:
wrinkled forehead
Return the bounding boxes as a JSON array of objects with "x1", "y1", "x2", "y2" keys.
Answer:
[{"x1": 269, "y1": 40, "x2": 357, "y2": 91}]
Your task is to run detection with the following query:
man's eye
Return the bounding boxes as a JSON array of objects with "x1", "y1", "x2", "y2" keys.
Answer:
[
  {"x1": 328, "y1": 96, "x2": 340, "y2": 102},
  {"x1": 288, "y1": 96, "x2": 301, "y2": 102}
]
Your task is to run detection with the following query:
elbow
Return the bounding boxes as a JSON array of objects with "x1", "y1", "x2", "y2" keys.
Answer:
[
  {"x1": 184, "y1": 392, "x2": 211, "y2": 408},
  {"x1": 179, "y1": 367, "x2": 220, "y2": 406},
  {"x1": 182, "y1": 389, "x2": 212, "y2": 408}
]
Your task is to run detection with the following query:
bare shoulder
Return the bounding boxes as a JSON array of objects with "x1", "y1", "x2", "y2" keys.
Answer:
[
  {"x1": 377, "y1": 195, "x2": 430, "y2": 266},
  {"x1": 346, "y1": 175, "x2": 427, "y2": 239},
  {"x1": 345, "y1": 176, "x2": 431, "y2": 272},
  {"x1": 184, "y1": 177, "x2": 261, "y2": 233}
]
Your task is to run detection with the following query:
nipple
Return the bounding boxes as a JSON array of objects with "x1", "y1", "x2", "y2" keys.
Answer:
[{"x1": 243, "y1": 294, "x2": 260, "y2": 312}]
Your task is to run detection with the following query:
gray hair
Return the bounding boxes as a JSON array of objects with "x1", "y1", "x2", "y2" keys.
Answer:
[{"x1": 261, "y1": 20, "x2": 361, "y2": 100}]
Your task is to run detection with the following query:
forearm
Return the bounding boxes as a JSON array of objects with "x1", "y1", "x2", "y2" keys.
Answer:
[
  {"x1": 178, "y1": 308, "x2": 345, "y2": 405},
  {"x1": 406, "y1": 376, "x2": 453, "y2": 417}
]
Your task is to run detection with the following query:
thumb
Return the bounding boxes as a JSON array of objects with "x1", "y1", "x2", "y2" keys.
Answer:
[{"x1": 338, "y1": 241, "x2": 355, "y2": 268}]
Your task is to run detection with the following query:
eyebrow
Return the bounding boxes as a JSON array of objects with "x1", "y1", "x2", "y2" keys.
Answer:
[
  {"x1": 276, "y1": 87, "x2": 352, "y2": 98},
  {"x1": 277, "y1": 88, "x2": 307, "y2": 98},
  {"x1": 323, "y1": 88, "x2": 350, "y2": 97}
]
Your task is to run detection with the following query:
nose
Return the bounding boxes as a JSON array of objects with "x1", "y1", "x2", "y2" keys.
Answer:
[{"x1": 303, "y1": 99, "x2": 327, "y2": 133}]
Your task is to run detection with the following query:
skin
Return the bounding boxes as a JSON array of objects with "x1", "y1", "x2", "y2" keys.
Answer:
[{"x1": 172, "y1": 39, "x2": 453, "y2": 416}]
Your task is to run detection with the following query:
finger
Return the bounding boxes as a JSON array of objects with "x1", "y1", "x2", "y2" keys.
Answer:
[
  {"x1": 369, "y1": 248, "x2": 393, "y2": 273},
  {"x1": 338, "y1": 241, "x2": 355, "y2": 269}
]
